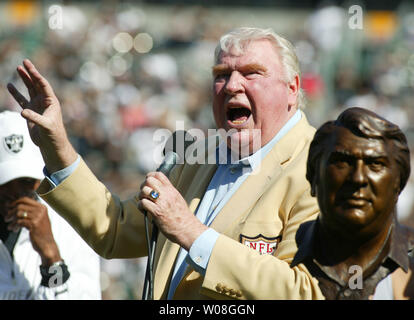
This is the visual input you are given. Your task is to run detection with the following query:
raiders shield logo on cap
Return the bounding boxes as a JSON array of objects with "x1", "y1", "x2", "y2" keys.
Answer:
[
  {"x1": 4, "y1": 134, "x2": 24, "y2": 154},
  {"x1": 240, "y1": 234, "x2": 281, "y2": 255}
]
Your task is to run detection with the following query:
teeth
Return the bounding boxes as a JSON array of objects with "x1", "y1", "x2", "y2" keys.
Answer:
[{"x1": 232, "y1": 120, "x2": 246, "y2": 124}]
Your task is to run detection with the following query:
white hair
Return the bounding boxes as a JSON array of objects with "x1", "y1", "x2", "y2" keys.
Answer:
[{"x1": 214, "y1": 27, "x2": 306, "y2": 109}]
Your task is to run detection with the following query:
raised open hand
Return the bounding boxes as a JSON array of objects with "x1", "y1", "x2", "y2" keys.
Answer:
[{"x1": 7, "y1": 59, "x2": 77, "y2": 172}]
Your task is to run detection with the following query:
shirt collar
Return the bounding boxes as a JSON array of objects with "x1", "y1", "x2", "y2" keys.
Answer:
[
  {"x1": 216, "y1": 109, "x2": 302, "y2": 170},
  {"x1": 388, "y1": 222, "x2": 413, "y2": 273},
  {"x1": 291, "y1": 219, "x2": 412, "y2": 283}
]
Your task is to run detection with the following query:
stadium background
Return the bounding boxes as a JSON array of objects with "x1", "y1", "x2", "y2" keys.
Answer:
[{"x1": 1, "y1": 0, "x2": 413, "y2": 299}]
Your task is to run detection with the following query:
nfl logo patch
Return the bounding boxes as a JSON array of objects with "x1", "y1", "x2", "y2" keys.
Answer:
[
  {"x1": 240, "y1": 234, "x2": 281, "y2": 255},
  {"x1": 4, "y1": 134, "x2": 24, "y2": 154}
]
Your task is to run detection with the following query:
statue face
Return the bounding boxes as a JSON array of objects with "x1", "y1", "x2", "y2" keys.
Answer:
[{"x1": 315, "y1": 126, "x2": 401, "y2": 237}]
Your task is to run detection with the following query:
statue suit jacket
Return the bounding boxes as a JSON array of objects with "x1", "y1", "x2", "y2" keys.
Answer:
[{"x1": 37, "y1": 111, "x2": 324, "y2": 300}]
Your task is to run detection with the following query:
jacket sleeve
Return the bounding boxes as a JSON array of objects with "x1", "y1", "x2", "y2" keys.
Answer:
[
  {"x1": 37, "y1": 157, "x2": 147, "y2": 259},
  {"x1": 200, "y1": 188, "x2": 325, "y2": 300},
  {"x1": 37, "y1": 157, "x2": 184, "y2": 259}
]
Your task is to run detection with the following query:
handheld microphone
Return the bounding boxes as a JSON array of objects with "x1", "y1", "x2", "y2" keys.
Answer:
[
  {"x1": 142, "y1": 130, "x2": 195, "y2": 300},
  {"x1": 156, "y1": 129, "x2": 195, "y2": 175}
]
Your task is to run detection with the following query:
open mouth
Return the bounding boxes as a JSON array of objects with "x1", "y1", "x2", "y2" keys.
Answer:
[{"x1": 227, "y1": 106, "x2": 251, "y2": 125}]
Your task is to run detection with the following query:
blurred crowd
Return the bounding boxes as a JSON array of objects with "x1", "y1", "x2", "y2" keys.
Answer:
[{"x1": 1, "y1": 0, "x2": 413, "y2": 299}]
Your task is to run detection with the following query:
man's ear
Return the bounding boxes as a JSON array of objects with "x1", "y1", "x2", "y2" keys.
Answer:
[
  {"x1": 395, "y1": 178, "x2": 402, "y2": 196},
  {"x1": 287, "y1": 74, "x2": 300, "y2": 109},
  {"x1": 310, "y1": 180, "x2": 317, "y2": 197},
  {"x1": 310, "y1": 167, "x2": 319, "y2": 197}
]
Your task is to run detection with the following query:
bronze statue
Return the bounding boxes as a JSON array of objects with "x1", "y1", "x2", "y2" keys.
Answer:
[{"x1": 292, "y1": 107, "x2": 414, "y2": 299}]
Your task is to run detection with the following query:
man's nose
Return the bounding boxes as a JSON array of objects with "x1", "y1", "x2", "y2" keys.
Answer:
[
  {"x1": 224, "y1": 71, "x2": 244, "y2": 95},
  {"x1": 350, "y1": 160, "x2": 368, "y2": 185}
]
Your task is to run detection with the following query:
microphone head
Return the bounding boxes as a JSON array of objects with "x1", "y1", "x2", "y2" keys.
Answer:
[{"x1": 163, "y1": 130, "x2": 195, "y2": 162}]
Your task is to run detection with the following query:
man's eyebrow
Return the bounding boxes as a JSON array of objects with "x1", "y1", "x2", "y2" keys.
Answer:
[
  {"x1": 212, "y1": 63, "x2": 268, "y2": 76},
  {"x1": 330, "y1": 149, "x2": 389, "y2": 160},
  {"x1": 211, "y1": 64, "x2": 229, "y2": 76},
  {"x1": 241, "y1": 63, "x2": 268, "y2": 73},
  {"x1": 328, "y1": 150, "x2": 353, "y2": 161},
  {"x1": 331, "y1": 150, "x2": 352, "y2": 157}
]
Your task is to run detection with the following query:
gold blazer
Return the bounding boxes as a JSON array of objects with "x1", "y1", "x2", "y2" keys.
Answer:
[{"x1": 38, "y1": 111, "x2": 324, "y2": 300}]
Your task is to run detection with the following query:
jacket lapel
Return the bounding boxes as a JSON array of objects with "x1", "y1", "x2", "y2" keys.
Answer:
[
  {"x1": 209, "y1": 146, "x2": 282, "y2": 234},
  {"x1": 154, "y1": 160, "x2": 217, "y2": 299},
  {"x1": 210, "y1": 111, "x2": 310, "y2": 235},
  {"x1": 171, "y1": 147, "x2": 285, "y2": 299}
]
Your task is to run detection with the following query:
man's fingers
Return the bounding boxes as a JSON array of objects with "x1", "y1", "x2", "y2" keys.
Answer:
[
  {"x1": 139, "y1": 198, "x2": 157, "y2": 216},
  {"x1": 4, "y1": 211, "x2": 16, "y2": 223},
  {"x1": 7, "y1": 83, "x2": 30, "y2": 109},
  {"x1": 5, "y1": 210, "x2": 24, "y2": 231},
  {"x1": 17, "y1": 66, "x2": 37, "y2": 99},
  {"x1": 22, "y1": 59, "x2": 55, "y2": 98},
  {"x1": 7, "y1": 221, "x2": 22, "y2": 232},
  {"x1": 21, "y1": 108, "x2": 49, "y2": 130},
  {"x1": 144, "y1": 176, "x2": 164, "y2": 192},
  {"x1": 16, "y1": 219, "x2": 30, "y2": 229},
  {"x1": 139, "y1": 186, "x2": 155, "y2": 200},
  {"x1": 8, "y1": 217, "x2": 31, "y2": 232},
  {"x1": 146, "y1": 171, "x2": 170, "y2": 185},
  {"x1": 11, "y1": 196, "x2": 39, "y2": 206}
]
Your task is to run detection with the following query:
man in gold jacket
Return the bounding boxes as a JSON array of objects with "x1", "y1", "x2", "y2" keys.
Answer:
[{"x1": 7, "y1": 27, "x2": 324, "y2": 299}]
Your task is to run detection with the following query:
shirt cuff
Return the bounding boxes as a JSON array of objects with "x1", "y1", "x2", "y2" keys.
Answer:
[
  {"x1": 186, "y1": 228, "x2": 220, "y2": 276},
  {"x1": 43, "y1": 155, "x2": 81, "y2": 188}
]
